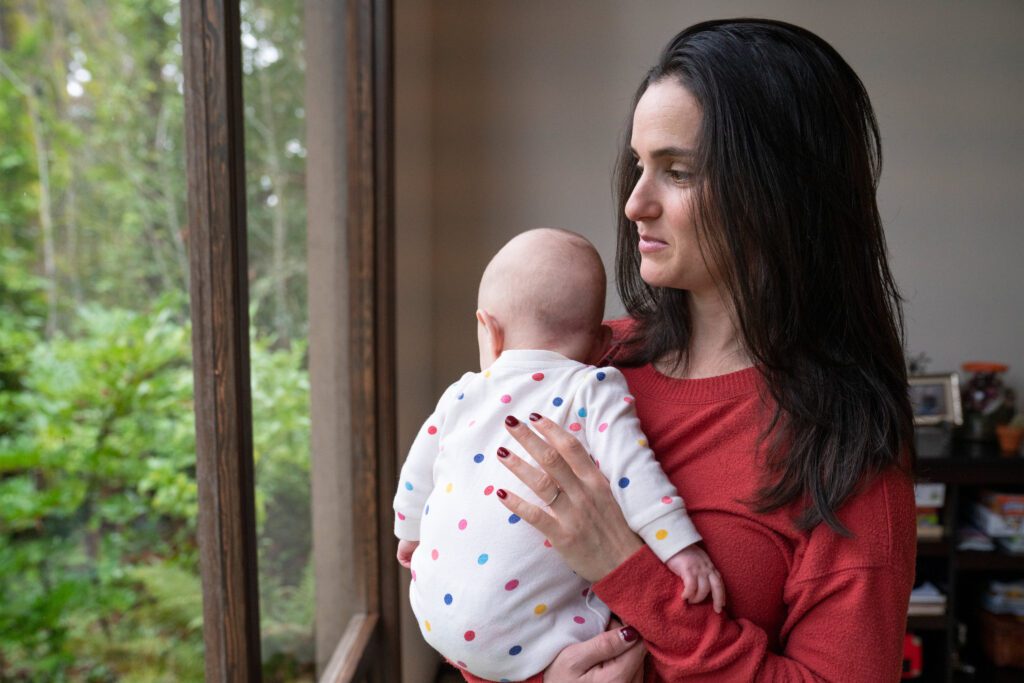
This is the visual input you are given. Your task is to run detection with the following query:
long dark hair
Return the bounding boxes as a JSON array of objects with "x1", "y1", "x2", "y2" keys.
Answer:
[{"x1": 615, "y1": 19, "x2": 915, "y2": 534}]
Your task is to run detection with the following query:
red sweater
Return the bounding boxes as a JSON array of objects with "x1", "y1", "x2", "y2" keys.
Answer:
[{"x1": 461, "y1": 325, "x2": 916, "y2": 682}]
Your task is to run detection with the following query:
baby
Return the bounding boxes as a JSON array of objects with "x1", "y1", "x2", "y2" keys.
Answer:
[{"x1": 393, "y1": 228, "x2": 722, "y2": 682}]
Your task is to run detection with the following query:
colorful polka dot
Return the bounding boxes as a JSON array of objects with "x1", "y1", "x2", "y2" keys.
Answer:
[
  {"x1": 569, "y1": 423, "x2": 582, "y2": 432},
  {"x1": 505, "y1": 579, "x2": 519, "y2": 590},
  {"x1": 431, "y1": 549, "x2": 439, "y2": 560},
  {"x1": 581, "y1": 587, "x2": 589, "y2": 597},
  {"x1": 425, "y1": 620, "x2": 431, "y2": 631},
  {"x1": 484, "y1": 485, "x2": 494, "y2": 495},
  {"x1": 638, "y1": 438, "x2": 647, "y2": 447},
  {"x1": 598, "y1": 422, "x2": 608, "y2": 432},
  {"x1": 444, "y1": 593, "x2": 453, "y2": 605},
  {"x1": 662, "y1": 496, "x2": 673, "y2": 504},
  {"x1": 532, "y1": 372, "x2": 545, "y2": 381},
  {"x1": 397, "y1": 512, "x2": 406, "y2": 520},
  {"x1": 534, "y1": 604, "x2": 547, "y2": 615},
  {"x1": 624, "y1": 396, "x2": 635, "y2": 404},
  {"x1": 458, "y1": 519, "x2": 468, "y2": 530},
  {"x1": 500, "y1": 394, "x2": 512, "y2": 404},
  {"x1": 484, "y1": 370, "x2": 491, "y2": 378},
  {"x1": 411, "y1": 570, "x2": 416, "y2": 581},
  {"x1": 464, "y1": 631, "x2": 476, "y2": 641},
  {"x1": 509, "y1": 645, "x2": 523, "y2": 656},
  {"x1": 458, "y1": 393, "x2": 464, "y2": 400},
  {"x1": 427, "y1": 426, "x2": 437, "y2": 435},
  {"x1": 577, "y1": 407, "x2": 588, "y2": 418},
  {"x1": 477, "y1": 554, "x2": 489, "y2": 565},
  {"x1": 573, "y1": 616, "x2": 586, "y2": 624},
  {"x1": 468, "y1": 419, "x2": 476, "y2": 427},
  {"x1": 596, "y1": 371, "x2": 607, "y2": 381},
  {"x1": 473, "y1": 453, "x2": 484, "y2": 463},
  {"x1": 508, "y1": 514, "x2": 521, "y2": 524},
  {"x1": 553, "y1": 396, "x2": 564, "y2": 407},
  {"x1": 655, "y1": 529, "x2": 668, "y2": 540},
  {"x1": 445, "y1": 482, "x2": 453, "y2": 493},
  {"x1": 544, "y1": 539, "x2": 552, "y2": 548},
  {"x1": 404, "y1": 482, "x2": 413, "y2": 491},
  {"x1": 457, "y1": 661, "x2": 467, "y2": 669},
  {"x1": 425, "y1": 505, "x2": 430, "y2": 515},
  {"x1": 618, "y1": 477, "x2": 630, "y2": 488}
]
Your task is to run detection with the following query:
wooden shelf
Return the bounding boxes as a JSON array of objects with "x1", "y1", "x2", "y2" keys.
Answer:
[
  {"x1": 907, "y1": 614, "x2": 948, "y2": 631},
  {"x1": 917, "y1": 444, "x2": 1024, "y2": 485},
  {"x1": 918, "y1": 539, "x2": 951, "y2": 556},
  {"x1": 912, "y1": 438, "x2": 1024, "y2": 683},
  {"x1": 955, "y1": 550, "x2": 1024, "y2": 571}
]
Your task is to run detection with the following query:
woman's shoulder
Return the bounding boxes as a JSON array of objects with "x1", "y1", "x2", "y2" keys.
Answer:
[
  {"x1": 791, "y1": 467, "x2": 916, "y2": 584},
  {"x1": 600, "y1": 317, "x2": 642, "y2": 367}
]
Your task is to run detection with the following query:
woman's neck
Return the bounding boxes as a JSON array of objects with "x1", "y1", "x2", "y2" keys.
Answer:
[{"x1": 656, "y1": 288, "x2": 753, "y2": 379}]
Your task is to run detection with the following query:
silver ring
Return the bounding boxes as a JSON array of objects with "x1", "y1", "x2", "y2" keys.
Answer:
[{"x1": 542, "y1": 487, "x2": 562, "y2": 507}]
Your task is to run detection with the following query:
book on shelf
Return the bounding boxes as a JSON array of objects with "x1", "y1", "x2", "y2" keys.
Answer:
[
  {"x1": 957, "y1": 525, "x2": 996, "y2": 552},
  {"x1": 908, "y1": 581, "x2": 947, "y2": 617},
  {"x1": 971, "y1": 503, "x2": 1024, "y2": 537}
]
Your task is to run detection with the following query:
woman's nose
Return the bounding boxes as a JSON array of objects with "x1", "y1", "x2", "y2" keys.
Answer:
[{"x1": 624, "y1": 174, "x2": 660, "y2": 223}]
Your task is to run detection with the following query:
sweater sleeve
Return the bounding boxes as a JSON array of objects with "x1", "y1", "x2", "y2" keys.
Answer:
[
  {"x1": 393, "y1": 375, "x2": 469, "y2": 541},
  {"x1": 592, "y1": 474, "x2": 916, "y2": 682},
  {"x1": 575, "y1": 368, "x2": 701, "y2": 561}
]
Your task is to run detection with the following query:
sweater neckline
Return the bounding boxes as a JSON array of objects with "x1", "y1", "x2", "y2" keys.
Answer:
[{"x1": 623, "y1": 362, "x2": 762, "y2": 404}]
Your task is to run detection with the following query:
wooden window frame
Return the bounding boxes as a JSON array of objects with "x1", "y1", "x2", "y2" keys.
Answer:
[{"x1": 181, "y1": 0, "x2": 398, "y2": 680}]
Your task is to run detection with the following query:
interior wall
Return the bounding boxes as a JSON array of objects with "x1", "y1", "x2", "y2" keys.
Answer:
[
  {"x1": 396, "y1": 0, "x2": 1022, "y2": 678},
  {"x1": 394, "y1": 1, "x2": 440, "y2": 681},
  {"x1": 408, "y1": 0, "x2": 1023, "y2": 393}
]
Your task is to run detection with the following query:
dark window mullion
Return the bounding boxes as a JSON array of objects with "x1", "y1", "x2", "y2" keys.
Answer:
[{"x1": 181, "y1": 0, "x2": 263, "y2": 680}]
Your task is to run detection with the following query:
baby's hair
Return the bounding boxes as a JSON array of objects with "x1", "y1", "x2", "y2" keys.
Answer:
[{"x1": 478, "y1": 228, "x2": 606, "y2": 350}]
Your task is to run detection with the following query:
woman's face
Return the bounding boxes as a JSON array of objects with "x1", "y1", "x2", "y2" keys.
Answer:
[{"x1": 625, "y1": 79, "x2": 718, "y2": 293}]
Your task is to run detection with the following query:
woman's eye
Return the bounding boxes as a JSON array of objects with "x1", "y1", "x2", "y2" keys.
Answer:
[{"x1": 667, "y1": 169, "x2": 692, "y2": 182}]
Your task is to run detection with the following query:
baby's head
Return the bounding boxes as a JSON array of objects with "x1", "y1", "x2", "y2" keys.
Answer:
[{"x1": 476, "y1": 228, "x2": 610, "y2": 369}]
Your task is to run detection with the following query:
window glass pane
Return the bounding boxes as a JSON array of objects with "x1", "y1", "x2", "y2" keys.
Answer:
[
  {"x1": 240, "y1": 0, "x2": 314, "y2": 680},
  {"x1": 0, "y1": 1, "x2": 203, "y2": 679}
]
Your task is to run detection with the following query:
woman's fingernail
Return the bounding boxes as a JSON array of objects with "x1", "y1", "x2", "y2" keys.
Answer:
[
  {"x1": 529, "y1": 412, "x2": 541, "y2": 422},
  {"x1": 619, "y1": 626, "x2": 639, "y2": 643},
  {"x1": 497, "y1": 447, "x2": 510, "y2": 458},
  {"x1": 496, "y1": 489, "x2": 508, "y2": 499},
  {"x1": 505, "y1": 415, "x2": 519, "y2": 427}
]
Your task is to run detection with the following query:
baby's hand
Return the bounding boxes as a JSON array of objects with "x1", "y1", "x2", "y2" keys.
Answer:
[
  {"x1": 664, "y1": 545, "x2": 726, "y2": 614},
  {"x1": 396, "y1": 540, "x2": 419, "y2": 569}
]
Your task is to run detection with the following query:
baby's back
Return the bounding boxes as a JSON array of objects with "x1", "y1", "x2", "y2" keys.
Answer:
[{"x1": 406, "y1": 351, "x2": 614, "y2": 680}]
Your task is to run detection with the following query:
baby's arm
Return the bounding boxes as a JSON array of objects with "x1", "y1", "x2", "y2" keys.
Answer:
[
  {"x1": 393, "y1": 376, "x2": 469, "y2": 566},
  {"x1": 577, "y1": 368, "x2": 726, "y2": 612}
]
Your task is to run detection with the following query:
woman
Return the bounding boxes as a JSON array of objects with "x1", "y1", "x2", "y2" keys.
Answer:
[{"x1": 472, "y1": 18, "x2": 916, "y2": 682}]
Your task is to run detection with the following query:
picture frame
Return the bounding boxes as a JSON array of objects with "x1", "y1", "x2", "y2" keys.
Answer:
[{"x1": 909, "y1": 372, "x2": 963, "y2": 426}]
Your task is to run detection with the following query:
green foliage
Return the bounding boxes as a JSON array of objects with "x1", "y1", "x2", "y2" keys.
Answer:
[
  {"x1": 1, "y1": 0, "x2": 313, "y2": 678},
  {"x1": 0, "y1": 295, "x2": 313, "y2": 680}
]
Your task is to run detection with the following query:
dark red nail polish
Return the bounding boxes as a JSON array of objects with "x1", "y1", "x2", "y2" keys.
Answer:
[
  {"x1": 497, "y1": 447, "x2": 510, "y2": 458},
  {"x1": 620, "y1": 626, "x2": 639, "y2": 643},
  {"x1": 529, "y1": 412, "x2": 542, "y2": 422},
  {"x1": 496, "y1": 489, "x2": 508, "y2": 499},
  {"x1": 505, "y1": 415, "x2": 519, "y2": 427}
]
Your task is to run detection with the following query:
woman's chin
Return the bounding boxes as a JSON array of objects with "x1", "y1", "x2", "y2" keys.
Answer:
[{"x1": 639, "y1": 264, "x2": 674, "y2": 290}]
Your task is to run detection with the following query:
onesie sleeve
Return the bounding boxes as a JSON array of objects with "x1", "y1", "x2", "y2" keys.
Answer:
[
  {"x1": 574, "y1": 368, "x2": 701, "y2": 561},
  {"x1": 393, "y1": 374, "x2": 469, "y2": 541}
]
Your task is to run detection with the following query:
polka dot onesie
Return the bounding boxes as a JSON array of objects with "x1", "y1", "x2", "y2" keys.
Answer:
[{"x1": 393, "y1": 350, "x2": 702, "y2": 681}]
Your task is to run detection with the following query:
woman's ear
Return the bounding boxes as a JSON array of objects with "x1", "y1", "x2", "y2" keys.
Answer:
[{"x1": 476, "y1": 309, "x2": 504, "y2": 365}]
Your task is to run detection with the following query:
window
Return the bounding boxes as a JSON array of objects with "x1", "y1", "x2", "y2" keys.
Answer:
[{"x1": 180, "y1": 0, "x2": 399, "y2": 680}]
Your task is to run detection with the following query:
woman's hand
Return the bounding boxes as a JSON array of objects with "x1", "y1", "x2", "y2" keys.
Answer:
[
  {"x1": 544, "y1": 620, "x2": 646, "y2": 683},
  {"x1": 495, "y1": 414, "x2": 644, "y2": 583}
]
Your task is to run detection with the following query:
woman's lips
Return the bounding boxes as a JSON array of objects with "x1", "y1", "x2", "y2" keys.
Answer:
[{"x1": 638, "y1": 236, "x2": 669, "y2": 254}]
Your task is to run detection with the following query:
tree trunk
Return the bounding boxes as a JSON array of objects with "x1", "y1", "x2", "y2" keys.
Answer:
[{"x1": 257, "y1": 60, "x2": 291, "y2": 346}]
